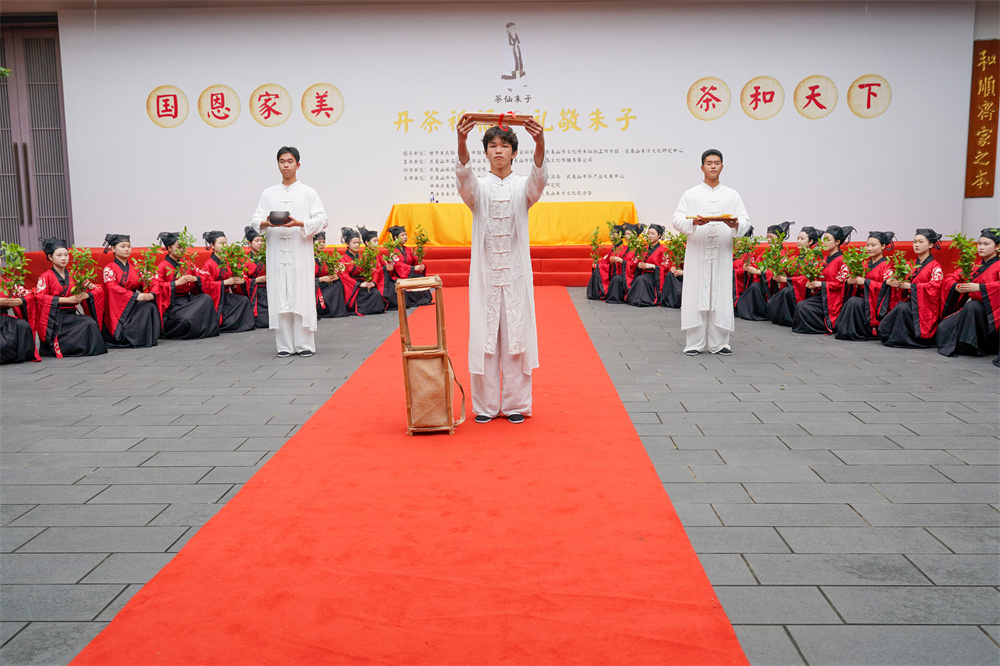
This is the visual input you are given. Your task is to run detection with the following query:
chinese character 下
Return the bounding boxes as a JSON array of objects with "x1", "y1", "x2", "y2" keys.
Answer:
[
  {"x1": 156, "y1": 94, "x2": 178, "y2": 119},
  {"x1": 857, "y1": 82, "x2": 881, "y2": 110},
  {"x1": 257, "y1": 91, "x2": 282, "y2": 120},
  {"x1": 697, "y1": 86, "x2": 721, "y2": 112}
]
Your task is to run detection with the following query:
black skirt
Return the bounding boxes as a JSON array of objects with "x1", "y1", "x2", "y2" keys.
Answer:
[
  {"x1": 219, "y1": 293, "x2": 256, "y2": 333},
  {"x1": 352, "y1": 285, "x2": 387, "y2": 316},
  {"x1": 937, "y1": 300, "x2": 1000, "y2": 357},
  {"x1": 105, "y1": 299, "x2": 161, "y2": 348},
  {"x1": 586, "y1": 267, "x2": 605, "y2": 301},
  {"x1": 0, "y1": 316, "x2": 35, "y2": 364},
  {"x1": 878, "y1": 301, "x2": 934, "y2": 348},
  {"x1": 253, "y1": 285, "x2": 269, "y2": 328},
  {"x1": 403, "y1": 288, "x2": 434, "y2": 308},
  {"x1": 791, "y1": 295, "x2": 826, "y2": 334},
  {"x1": 318, "y1": 281, "x2": 350, "y2": 318},
  {"x1": 162, "y1": 292, "x2": 220, "y2": 340},
  {"x1": 735, "y1": 281, "x2": 769, "y2": 321},
  {"x1": 40, "y1": 308, "x2": 108, "y2": 357},
  {"x1": 625, "y1": 272, "x2": 659, "y2": 307},
  {"x1": 382, "y1": 275, "x2": 399, "y2": 310},
  {"x1": 834, "y1": 296, "x2": 876, "y2": 341},
  {"x1": 767, "y1": 287, "x2": 796, "y2": 327},
  {"x1": 659, "y1": 274, "x2": 683, "y2": 308},
  {"x1": 605, "y1": 274, "x2": 627, "y2": 304}
]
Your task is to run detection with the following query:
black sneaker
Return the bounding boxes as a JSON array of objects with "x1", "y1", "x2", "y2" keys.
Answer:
[
  {"x1": 715, "y1": 348, "x2": 732, "y2": 356},
  {"x1": 507, "y1": 413, "x2": 525, "y2": 424},
  {"x1": 298, "y1": 350, "x2": 314, "y2": 357},
  {"x1": 684, "y1": 349, "x2": 700, "y2": 356},
  {"x1": 474, "y1": 415, "x2": 492, "y2": 424},
  {"x1": 277, "y1": 351, "x2": 292, "y2": 358}
]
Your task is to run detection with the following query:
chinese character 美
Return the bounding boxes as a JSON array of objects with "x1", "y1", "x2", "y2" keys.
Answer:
[
  {"x1": 310, "y1": 91, "x2": 337, "y2": 119},
  {"x1": 257, "y1": 91, "x2": 282, "y2": 120},
  {"x1": 978, "y1": 76, "x2": 996, "y2": 99},
  {"x1": 394, "y1": 111, "x2": 413, "y2": 133},
  {"x1": 157, "y1": 94, "x2": 178, "y2": 119},
  {"x1": 978, "y1": 100, "x2": 996, "y2": 123},
  {"x1": 856, "y1": 82, "x2": 881, "y2": 110},
  {"x1": 973, "y1": 150, "x2": 991, "y2": 167},
  {"x1": 803, "y1": 85, "x2": 827, "y2": 110},
  {"x1": 559, "y1": 109, "x2": 583, "y2": 132},
  {"x1": 749, "y1": 86, "x2": 775, "y2": 111},
  {"x1": 421, "y1": 110, "x2": 443, "y2": 134},
  {"x1": 971, "y1": 169, "x2": 991, "y2": 189},
  {"x1": 617, "y1": 108, "x2": 636, "y2": 131},
  {"x1": 979, "y1": 49, "x2": 998, "y2": 73},
  {"x1": 976, "y1": 126, "x2": 994, "y2": 147},
  {"x1": 588, "y1": 109, "x2": 608, "y2": 131},
  {"x1": 697, "y1": 86, "x2": 721, "y2": 112},
  {"x1": 208, "y1": 92, "x2": 230, "y2": 120}
]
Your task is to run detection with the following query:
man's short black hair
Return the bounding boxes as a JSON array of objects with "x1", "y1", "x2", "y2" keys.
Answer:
[
  {"x1": 482, "y1": 126, "x2": 518, "y2": 153},
  {"x1": 701, "y1": 149, "x2": 723, "y2": 165},
  {"x1": 277, "y1": 146, "x2": 300, "y2": 163}
]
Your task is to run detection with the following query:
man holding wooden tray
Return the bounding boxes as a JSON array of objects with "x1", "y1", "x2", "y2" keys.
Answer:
[
  {"x1": 455, "y1": 113, "x2": 546, "y2": 424},
  {"x1": 672, "y1": 149, "x2": 751, "y2": 356}
]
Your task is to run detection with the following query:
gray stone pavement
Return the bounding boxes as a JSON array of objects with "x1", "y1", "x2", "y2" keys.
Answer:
[{"x1": 0, "y1": 287, "x2": 997, "y2": 665}]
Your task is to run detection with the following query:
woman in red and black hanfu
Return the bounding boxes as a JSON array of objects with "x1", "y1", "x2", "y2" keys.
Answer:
[
  {"x1": 606, "y1": 224, "x2": 638, "y2": 304},
  {"x1": 625, "y1": 224, "x2": 667, "y2": 307},
  {"x1": 152, "y1": 231, "x2": 220, "y2": 340},
  {"x1": 341, "y1": 228, "x2": 386, "y2": 316},
  {"x1": 736, "y1": 222, "x2": 791, "y2": 322},
  {"x1": 767, "y1": 226, "x2": 822, "y2": 327},
  {"x1": 314, "y1": 231, "x2": 349, "y2": 319},
  {"x1": 33, "y1": 237, "x2": 107, "y2": 358},
  {"x1": 834, "y1": 231, "x2": 895, "y2": 341},
  {"x1": 0, "y1": 266, "x2": 38, "y2": 364},
  {"x1": 878, "y1": 229, "x2": 945, "y2": 348},
  {"x1": 792, "y1": 226, "x2": 854, "y2": 334},
  {"x1": 202, "y1": 231, "x2": 255, "y2": 333},
  {"x1": 937, "y1": 228, "x2": 1000, "y2": 358},
  {"x1": 587, "y1": 224, "x2": 624, "y2": 301},
  {"x1": 385, "y1": 225, "x2": 433, "y2": 308},
  {"x1": 239, "y1": 226, "x2": 269, "y2": 328},
  {"x1": 732, "y1": 226, "x2": 757, "y2": 304},
  {"x1": 101, "y1": 234, "x2": 160, "y2": 348}
]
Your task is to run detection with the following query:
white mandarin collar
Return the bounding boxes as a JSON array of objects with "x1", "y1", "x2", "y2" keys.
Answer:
[{"x1": 486, "y1": 171, "x2": 516, "y2": 185}]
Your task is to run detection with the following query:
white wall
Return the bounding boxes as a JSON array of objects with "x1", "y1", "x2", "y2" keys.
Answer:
[{"x1": 59, "y1": 1, "x2": 975, "y2": 246}]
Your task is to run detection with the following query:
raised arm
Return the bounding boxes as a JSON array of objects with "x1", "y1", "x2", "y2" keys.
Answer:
[{"x1": 455, "y1": 115, "x2": 479, "y2": 209}]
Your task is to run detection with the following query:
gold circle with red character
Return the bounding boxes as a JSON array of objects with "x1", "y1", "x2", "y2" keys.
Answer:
[
  {"x1": 686, "y1": 77, "x2": 730, "y2": 121},
  {"x1": 848, "y1": 74, "x2": 891, "y2": 119},
  {"x1": 794, "y1": 75, "x2": 837, "y2": 119},
  {"x1": 198, "y1": 84, "x2": 240, "y2": 128},
  {"x1": 249, "y1": 84, "x2": 292, "y2": 127},
  {"x1": 740, "y1": 76, "x2": 784, "y2": 120},
  {"x1": 146, "y1": 85, "x2": 188, "y2": 129},
  {"x1": 301, "y1": 83, "x2": 345, "y2": 127}
]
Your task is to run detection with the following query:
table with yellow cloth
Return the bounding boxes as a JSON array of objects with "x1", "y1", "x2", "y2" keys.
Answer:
[{"x1": 380, "y1": 201, "x2": 638, "y2": 246}]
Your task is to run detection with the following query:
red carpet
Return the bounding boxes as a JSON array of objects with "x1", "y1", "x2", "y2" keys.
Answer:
[{"x1": 72, "y1": 287, "x2": 747, "y2": 666}]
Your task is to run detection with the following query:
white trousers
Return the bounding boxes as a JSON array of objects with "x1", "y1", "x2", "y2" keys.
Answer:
[
  {"x1": 684, "y1": 310, "x2": 731, "y2": 353},
  {"x1": 471, "y1": 293, "x2": 532, "y2": 418},
  {"x1": 275, "y1": 312, "x2": 315, "y2": 354}
]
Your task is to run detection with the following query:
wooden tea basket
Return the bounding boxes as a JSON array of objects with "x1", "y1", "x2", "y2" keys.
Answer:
[{"x1": 396, "y1": 276, "x2": 466, "y2": 435}]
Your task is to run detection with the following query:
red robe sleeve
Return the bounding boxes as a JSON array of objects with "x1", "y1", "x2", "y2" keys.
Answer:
[
  {"x1": 102, "y1": 260, "x2": 141, "y2": 339},
  {"x1": 199, "y1": 258, "x2": 224, "y2": 312},
  {"x1": 863, "y1": 260, "x2": 893, "y2": 331},
  {"x1": 791, "y1": 275, "x2": 810, "y2": 302},
  {"x1": 340, "y1": 253, "x2": 359, "y2": 309},
  {"x1": 734, "y1": 258, "x2": 747, "y2": 299},
  {"x1": 597, "y1": 249, "x2": 615, "y2": 293},
  {"x1": 393, "y1": 246, "x2": 425, "y2": 280},
  {"x1": 820, "y1": 255, "x2": 850, "y2": 331},
  {"x1": 909, "y1": 260, "x2": 944, "y2": 339},
  {"x1": 1, "y1": 284, "x2": 40, "y2": 361},
  {"x1": 966, "y1": 260, "x2": 1000, "y2": 331}
]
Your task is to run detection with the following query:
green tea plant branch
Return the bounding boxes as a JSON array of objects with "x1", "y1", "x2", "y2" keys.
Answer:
[
  {"x1": 756, "y1": 233, "x2": 788, "y2": 276},
  {"x1": 946, "y1": 233, "x2": 978, "y2": 282},
  {"x1": 841, "y1": 245, "x2": 869, "y2": 278},
  {"x1": 589, "y1": 227, "x2": 602, "y2": 264},
  {"x1": 624, "y1": 228, "x2": 649, "y2": 259},
  {"x1": 173, "y1": 227, "x2": 197, "y2": 277},
  {"x1": 131, "y1": 242, "x2": 160, "y2": 291},
  {"x1": 889, "y1": 250, "x2": 916, "y2": 282},
  {"x1": 662, "y1": 231, "x2": 686, "y2": 268},
  {"x1": 68, "y1": 247, "x2": 98, "y2": 294},
  {"x1": 733, "y1": 235, "x2": 761, "y2": 262},
  {"x1": 314, "y1": 240, "x2": 344, "y2": 275},
  {"x1": 413, "y1": 225, "x2": 430, "y2": 263},
  {"x1": 356, "y1": 241, "x2": 381, "y2": 284},
  {"x1": 0, "y1": 242, "x2": 30, "y2": 294},
  {"x1": 795, "y1": 244, "x2": 825, "y2": 282},
  {"x1": 215, "y1": 241, "x2": 246, "y2": 279}
]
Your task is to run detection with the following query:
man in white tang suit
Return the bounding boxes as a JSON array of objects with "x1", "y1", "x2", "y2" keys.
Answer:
[
  {"x1": 455, "y1": 115, "x2": 547, "y2": 424},
  {"x1": 672, "y1": 149, "x2": 751, "y2": 356},
  {"x1": 250, "y1": 146, "x2": 329, "y2": 357}
]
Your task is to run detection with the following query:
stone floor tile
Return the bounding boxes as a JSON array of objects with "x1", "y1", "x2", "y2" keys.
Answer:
[
  {"x1": 15, "y1": 526, "x2": 187, "y2": 553},
  {"x1": 906, "y1": 554, "x2": 1000, "y2": 586},
  {"x1": 684, "y1": 527, "x2": 790, "y2": 553},
  {"x1": 672, "y1": 504, "x2": 721, "y2": 526},
  {"x1": 0, "y1": 468, "x2": 96, "y2": 485},
  {"x1": 0, "y1": 584, "x2": 124, "y2": 621},
  {"x1": 87, "y1": 484, "x2": 233, "y2": 504},
  {"x1": 932, "y1": 465, "x2": 1000, "y2": 483},
  {"x1": 715, "y1": 586, "x2": 841, "y2": 624},
  {"x1": 851, "y1": 504, "x2": 1000, "y2": 527},
  {"x1": 776, "y1": 527, "x2": 952, "y2": 554},
  {"x1": 830, "y1": 449, "x2": 964, "y2": 465},
  {"x1": 0, "y1": 553, "x2": 106, "y2": 584},
  {"x1": 81, "y1": 553, "x2": 176, "y2": 584},
  {"x1": 874, "y1": 483, "x2": 1000, "y2": 504},
  {"x1": 811, "y1": 465, "x2": 952, "y2": 483},
  {"x1": 140, "y1": 451, "x2": 265, "y2": 467},
  {"x1": 662, "y1": 483, "x2": 753, "y2": 504},
  {"x1": 745, "y1": 553, "x2": 929, "y2": 585},
  {"x1": 821, "y1": 586, "x2": 1000, "y2": 624},
  {"x1": 788, "y1": 625, "x2": 1000, "y2": 666},
  {"x1": 732, "y1": 626, "x2": 805, "y2": 665},
  {"x1": 715, "y1": 449, "x2": 843, "y2": 466},
  {"x1": 714, "y1": 504, "x2": 869, "y2": 527},
  {"x1": 697, "y1": 554, "x2": 758, "y2": 585},
  {"x1": 925, "y1": 527, "x2": 999, "y2": 554},
  {"x1": 0, "y1": 621, "x2": 108, "y2": 665},
  {"x1": 95, "y1": 583, "x2": 144, "y2": 622}
]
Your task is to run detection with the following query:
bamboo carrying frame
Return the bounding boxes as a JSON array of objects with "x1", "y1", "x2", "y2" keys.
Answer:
[{"x1": 396, "y1": 276, "x2": 466, "y2": 435}]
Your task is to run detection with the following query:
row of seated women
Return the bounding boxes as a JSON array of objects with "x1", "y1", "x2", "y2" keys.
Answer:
[
  {"x1": 0, "y1": 225, "x2": 430, "y2": 364},
  {"x1": 586, "y1": 222, "x2": 1000, "y2": 363}
]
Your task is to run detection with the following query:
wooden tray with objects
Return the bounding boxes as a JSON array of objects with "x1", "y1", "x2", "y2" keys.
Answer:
[
  {"x1": 685, "y1": 214, "x2": 736, "y2": 222},
  {"x1": 462, "y1": 112, "x2": 534, "y2": 126}
]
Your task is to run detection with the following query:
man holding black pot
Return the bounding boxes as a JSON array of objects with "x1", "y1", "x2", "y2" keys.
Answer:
[{"x1": 250, "y1": 146, "x2": 329, "y2": 357}]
